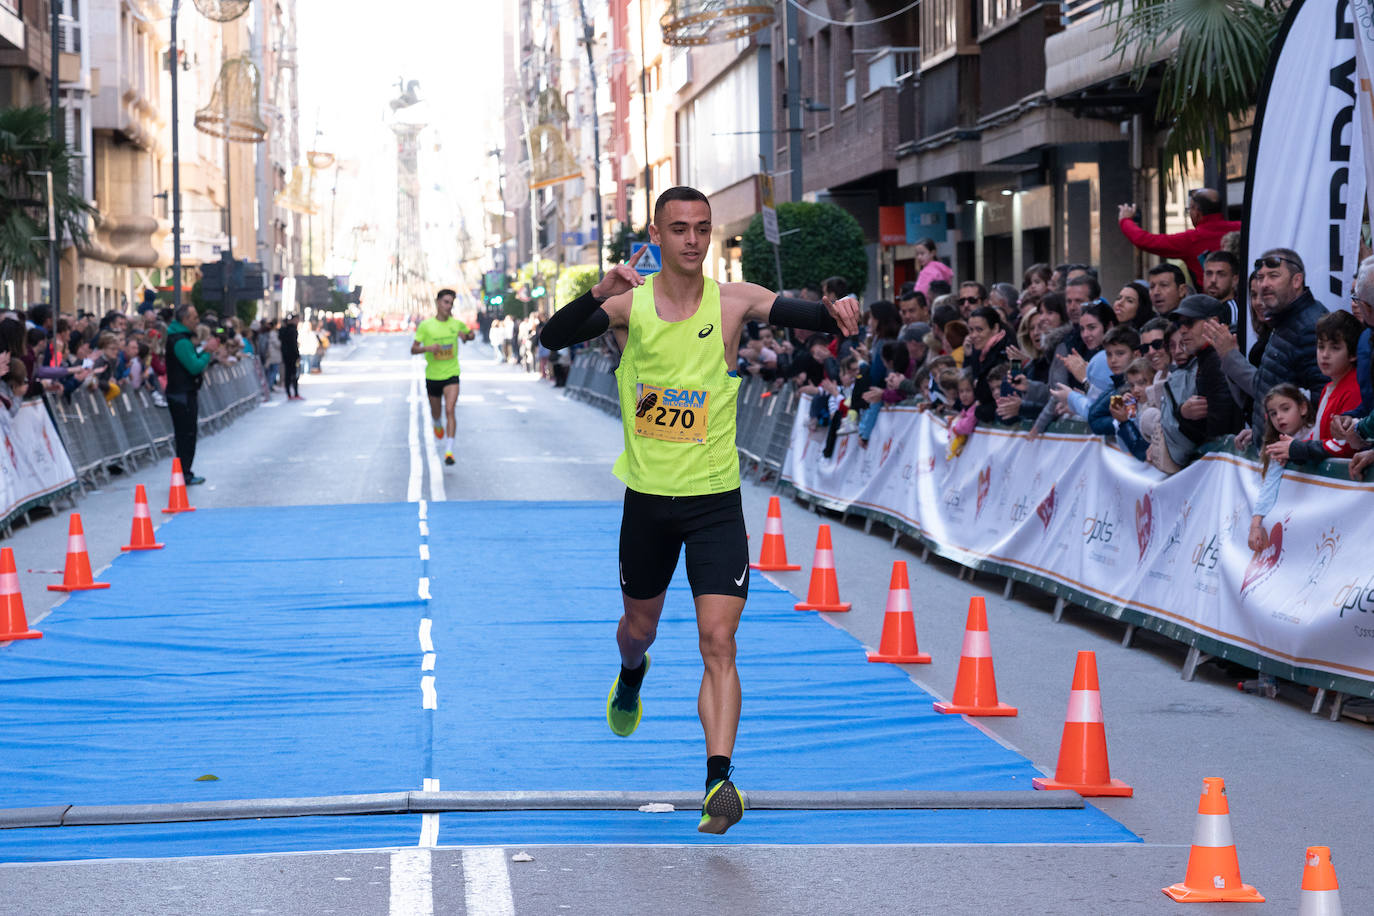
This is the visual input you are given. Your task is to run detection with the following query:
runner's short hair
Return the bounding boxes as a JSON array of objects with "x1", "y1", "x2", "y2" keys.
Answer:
[
  {"x1": 436, "y1": 288, "x2": 456, "y2": 301},
  {"x1": 653, "y1": 186, "x2": 711, "y2": 224}
]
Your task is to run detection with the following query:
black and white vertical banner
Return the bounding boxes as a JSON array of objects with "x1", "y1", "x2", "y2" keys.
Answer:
[{"x1": 1246, "y1": 0, "x2": 1365, "y2": 308}]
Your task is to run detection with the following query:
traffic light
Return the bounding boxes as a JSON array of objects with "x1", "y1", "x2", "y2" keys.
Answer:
[
  {"x1": 531, "y1": 285, "x2": 546, "y2": 298},
  {"x1": 490, "y1": 294, "x2": 504, "y2": 306}
]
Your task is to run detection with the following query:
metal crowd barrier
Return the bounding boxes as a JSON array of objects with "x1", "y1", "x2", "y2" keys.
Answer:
[
  {"x1": 44, "y1": 359, "x2": 266, "y2": 490},
  {"x1": 562, "y1": 355, "x2": 802, "y2": 482}
]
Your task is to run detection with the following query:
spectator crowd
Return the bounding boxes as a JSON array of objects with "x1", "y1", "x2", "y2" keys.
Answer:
[{"x1": 545, "y1": 188, "x2": 1374, "y2": 504}]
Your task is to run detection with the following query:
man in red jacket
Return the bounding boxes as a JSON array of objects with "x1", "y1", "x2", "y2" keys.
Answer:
[{"x1": 1117, "y1": 188, "x2": 1241, "y2": 289}]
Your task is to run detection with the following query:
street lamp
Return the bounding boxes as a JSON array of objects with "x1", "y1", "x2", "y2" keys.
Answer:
[{"x1": 168, "y1": 0, "x2": 253, "y2": 309}]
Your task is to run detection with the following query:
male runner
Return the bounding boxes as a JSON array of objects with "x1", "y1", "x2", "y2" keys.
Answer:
[
  {"x1": 539, "y1": 186, "x2": 859, "y2": 834},
  {"x1": 411, "y1": 288, "x2": 475, "y2": 465}
]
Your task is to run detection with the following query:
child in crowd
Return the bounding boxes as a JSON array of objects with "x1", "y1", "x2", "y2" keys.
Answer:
[
  {"x1": 947, "y1": 371, "x2": 977, "y2": 459},
  {"x1": 1085, "y1": 325, "x2": 1142, "y2": 434},
  {"x1": 1107, "y1": 357, "x2": 1154, "y2": 461},
  {"x1": 816, "y1": 354, "x2": 861, "y2": 458},
  {"x1": 1265, "y1": 310, "x2": 1363, "y2": 464},
  {"x1": 89, "y1": 332, "x2": 123, "y2": 403},
  {"x1": 1247, "y1": 384, "x2": 1315, "y2": 552}
]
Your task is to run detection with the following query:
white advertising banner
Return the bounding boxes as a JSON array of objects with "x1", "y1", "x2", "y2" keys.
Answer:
[
  {"x1": 0, "y1": 401, "x2": 78, "y2": 523},
  {"x1": 1246, "y1": 0, "x2": 1364, "y2": 307},
  {"x1": 783, "y1": 401, "x2": 1374, "y2": 695}
]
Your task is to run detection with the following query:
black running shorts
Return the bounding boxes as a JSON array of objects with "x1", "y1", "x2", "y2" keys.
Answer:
[
  {"x1": 425, "y1": 375, "x2": 460, "y2": 398},
  {"x1": 619, "y1": 487, "x2": 749, "y2": 600}
]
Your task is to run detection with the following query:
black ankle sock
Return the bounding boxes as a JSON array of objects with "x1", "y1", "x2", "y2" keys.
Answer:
[
  {"x1": 706, "y1": 755, "x2": 731, "y2": 789},
  {"x1": 619, "y1": 658, "x2": 647, "y2": 691}
]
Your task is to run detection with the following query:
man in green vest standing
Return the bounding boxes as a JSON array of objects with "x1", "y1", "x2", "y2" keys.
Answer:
[
  {"x1": 540, "y1": 187, "x2": 859, "y2": 834},
  {"x1": 164, "y1": 304, "x2": 222, "y2": 486}
]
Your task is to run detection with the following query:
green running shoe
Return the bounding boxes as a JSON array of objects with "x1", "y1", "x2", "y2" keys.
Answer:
[
  {"x1": 606, "y1": 655, "x2": 650, "y2": 737},
  {"x1": 697, "y1": 775, "x2": 744, "y2": 835}
]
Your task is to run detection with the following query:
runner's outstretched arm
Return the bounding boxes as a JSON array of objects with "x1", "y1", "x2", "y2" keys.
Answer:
[
  {"x1": 540, "y1": 247, "x2": 645, "y2": 350},
  {"x1": 539, "y1": 289, "x2": 611, "y2": 349},
  {"x1": 731, "y1": 282, "x2": 861, "y2": 337}
]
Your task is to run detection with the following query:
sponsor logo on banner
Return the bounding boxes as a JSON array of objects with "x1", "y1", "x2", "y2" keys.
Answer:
[
  {"x1": 1135, "y1": 492, "x2": 1154, "y2": 561},
  {"x1": 1083, "y1": 492, "x2": 1122, "y2": 567},
  {"x1": 975, "y1": 465, "x2": 992, "y2": 519},
  {"x1": 1291, "y1": 527, "x2": 1342, "y2": 613},
  {"x1": 1010, "y1": 495, "x2": 1030, "y2": 523},
  {"x1": 880, "y1": 438, "x2": 894, "y2": 467},
  {"x1": 1035, "y1": 485, "x2": 1057, "y2": 530},
  {"x1": 836, "y1": 436, "x2": 849, "y2": 464},
  {"x1": 1241, "y1": 519, "x2": 1286, "y2": 596},
  {"x1": 1333, "y1": 572, "x2": 1374, "y2": 619}
]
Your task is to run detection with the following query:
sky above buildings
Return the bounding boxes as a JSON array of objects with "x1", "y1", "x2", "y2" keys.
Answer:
[{"x1": 295, "y1": 0, "x2": 505, "y2": 285}]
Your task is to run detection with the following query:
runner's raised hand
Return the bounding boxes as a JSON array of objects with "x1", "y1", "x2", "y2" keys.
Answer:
[
  {"x1": 824, "y1": 294, "x2": 860, "y2": 337},
  {"x1": 591, "y1": 245, "x2": 648, "y2": 301}
]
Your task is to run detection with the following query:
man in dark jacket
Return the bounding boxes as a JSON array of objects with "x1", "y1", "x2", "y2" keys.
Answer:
[
  {"x1": 1172, "y1": 295, "x2": 1244, "y2": 446},
  {"x1": 164, "y1": 304, "x2": 222, "y2": 485},
  {"x1": 1247, "y1": 248, "x2": 1329, "y2": 437},
  {"x1": 278, "y1": 315, "x2": 302, "y2": 400}
]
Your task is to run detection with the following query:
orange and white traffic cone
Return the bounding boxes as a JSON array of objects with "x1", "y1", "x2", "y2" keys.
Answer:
[
  {"x1": 750, "y1": 496, "x2": 799, "y2": 571},
  {"x1": 0, "y1": 547, "x2": 41, "y2": 640},
  {"x1": 48, "y1": 514, "x2": 111, "y2": 593},
  {"x1": 933, "y1": 596, "x2": 1016, "y2": 716},
  {"x1": 867, "y1": 561, "x2": 930, "y2": 663},
  {"x1": 794, "y1": 525, "x2": 850, "y2": 612},
  {"x1": 162, "y1": 458, "x2": 196, "y2": 514},
  {"x1": 1032, "y1": 650, "x2": 1132, "y2": 796},
  {"x1": 1162, "y1": 777, "x2": 1264, "y2": 902},
  {"x1": 1298, "y1": 846, "x2": 1343, "y2": 916},
  {"x1": 121, "y1": 484, "x2": 164, "y2": 551}
]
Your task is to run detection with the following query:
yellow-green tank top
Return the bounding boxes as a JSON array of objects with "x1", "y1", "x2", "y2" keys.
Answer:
[{"x1": 612, "y1": 275, "x2": 741, "y2": 496}]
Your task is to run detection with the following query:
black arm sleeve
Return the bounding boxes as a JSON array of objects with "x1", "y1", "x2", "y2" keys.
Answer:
[
  {"x1": 539, "y1": 290, "x2": 611, "y2": 350},
  {"x1": 769, "y1": 296, "x2": 843, "y2": 335}
]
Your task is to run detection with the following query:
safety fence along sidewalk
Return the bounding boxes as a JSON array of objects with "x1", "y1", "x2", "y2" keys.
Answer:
[
  {"x1": 563, "y1": 359, "x2": 1374, "y2": 709},
  {"x1": 44, "y1": 360, "x2": 264, "y2": 491}
]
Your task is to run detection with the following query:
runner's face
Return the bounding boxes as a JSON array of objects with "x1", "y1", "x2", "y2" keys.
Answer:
[
  {"x1": 650, "y1": 200, "x2": 712, "y2": 273},
  {"x1": 437, "y1": 295, "x2": 454, "y2": 319}
]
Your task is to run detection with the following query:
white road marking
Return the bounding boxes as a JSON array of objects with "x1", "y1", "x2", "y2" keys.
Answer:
[
  {"x1": 506, "y1": 394, "x2": 535, "y2": 403},
  {"x1": 421, "y1": 675, "x2": 437, "y2": 709},
  {"x1": 388, "y1": 847, "x2": 434, "y2": 916},
  {"x1": 421, "y1": 653, "x2": 436, "y2": 671},
  {"x1": 420, "y1": 392, "x2": 447, "y2": 503},
  {"x1": 419, "y1": 544, "x2": 430, "y2": 561},
  {"x1": 418, "y1": 499, "x2": 427, "y2": 520},
  {"x1": 462, "y1": 848, "x2": 515, "y2": 916},
  {"x1": 423, "y1": 778, "x2": 439, "y2": 791},
  {"x1": 418, "y1": 618, "x2": 434, "y2": 653},
  {"x1": 418, "y1": 578, "x2": 431, "y2": 600},
  {"x1": 306, "y1": 408, "x2": 339, "y2": 417},
  {"x1": 419, "y1": 813, "x2": 439, "y2": 848},
  {"x1": 419, "y1": 521, "x2": 429, "y2": 536},
  {"x1": 355, "y1": 396, "x2": 383, "y2": 405},
  {"x1": 458, "y1": 394, "x2": 485, "y2": 403},
  {"x1": 406, "y1": 378, "x2": 422, "y2": 503}
]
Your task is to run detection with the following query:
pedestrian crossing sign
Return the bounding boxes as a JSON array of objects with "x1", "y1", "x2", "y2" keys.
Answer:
[{"x1": 630, "y1": 242, "x2": 662, "y2": 275}]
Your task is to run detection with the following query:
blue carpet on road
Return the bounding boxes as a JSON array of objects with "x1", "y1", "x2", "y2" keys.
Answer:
[{"x1": 0, "y1": 501, "x2": 1136, "y2": 862}]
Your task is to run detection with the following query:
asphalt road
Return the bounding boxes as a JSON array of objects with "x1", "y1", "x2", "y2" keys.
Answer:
[{"x1": 0, "y1": 333, "x2": 1368, "y2": 915}]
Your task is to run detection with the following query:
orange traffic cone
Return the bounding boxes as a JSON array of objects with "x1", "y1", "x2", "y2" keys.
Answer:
[
  {"x1": 0, "y1": 548, "x2": 41, "y2": 640},
  {"x1": 121, "y1": 485, "x2": 164, "y2": 551},
  {"x1": 162, "y1": 458, "x2": 196, "y2": 514},
  {"x1": 750, "y1": 496, "x2": 799, "y2": 571},
  {"x1": 794, "y1": 525, "x2": 850, "y2": 612},
  {"x1": 867, "y1": 561, "x2": 930, "y2": 663},
  {"x1": 1032, "y1": 651, "x2": 1132, "y2": 796},
  {"x1": 933, "y1": 596, "x2": 1016, "y2": 716},
  {"x1": 1162, "y1": 777, "x2": 1264, "y2": 902},
  {"x1": 1298, "y1": 846, "x2": 1343, "y2": 915},
  {"x1": 48, "y1": 514, "x2": 111, "y2": 593}
]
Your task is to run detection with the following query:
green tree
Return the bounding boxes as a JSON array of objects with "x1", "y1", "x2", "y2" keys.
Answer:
[
  {"x1": 0, "y1": 106, "x2": 95, "y2": 284},
  {"x1": 604, "y1": 222, "x2": 647, "y2": 267},
  {"x1": 1108, "y1": 0, "x2": 1283, "y2": 178},
  {"x1": 555, "y1": 264, "x2": 600, "y2": 308},
  {"x1": 739, "y1": 201, "x2": 867, "y2": 294}
]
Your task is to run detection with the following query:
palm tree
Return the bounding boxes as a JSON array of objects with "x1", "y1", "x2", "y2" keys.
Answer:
[
  {"x1": 1108, "y1": 0, "x2": 1285, "y2": 181},
  {"x1": 0, "y1": 105, "x2": 94, "y2": 292}
]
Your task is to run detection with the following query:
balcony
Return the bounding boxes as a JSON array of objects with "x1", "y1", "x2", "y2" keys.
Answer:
[
  {"x1": 1045, "y1": 0, "x2": 1178, "y2": 105},
  {"x1": 0, "y1": 1, "x2": 21, "y2": 53},
  {"x1": 800, "y1": 46, "x2": 916, "y2": 192}
]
